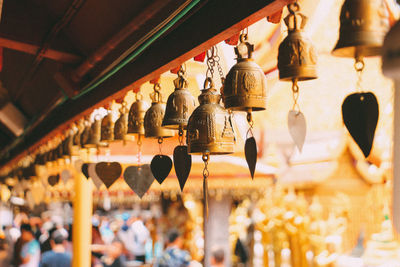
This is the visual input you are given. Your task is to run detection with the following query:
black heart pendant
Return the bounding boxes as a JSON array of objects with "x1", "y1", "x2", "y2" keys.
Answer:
[
  {"x1": 173, "y1": 146, "x2": 192, "y2": 191},
  {"x1": 245, "y1": 137, "x2": 257, "y2": 179},
  {"x1": 342, "y1": 92, "x2": 379, "y2": 157},
  {"x1": 95, "y1": 162, "x2": 122, "y2": 188},
  {"x1": 81, "y1": 163, "x2": 90, "y2": 179},
  {"x1": 151, "y1": 155, "x2": 173, "y2": 184},
  {"x1": 48, "y1": 174, "x2": 60, "y2": 187}
]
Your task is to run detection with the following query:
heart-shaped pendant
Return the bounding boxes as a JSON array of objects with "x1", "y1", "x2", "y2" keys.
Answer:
[
  {"x1": 150, "y1": 155, "x2": 173, "y2": 184},
  {"x1": 95, "y1": 162, "x2": 122, "y2": 189},
  {"x1": 288, "y1": 110, "x2": 307, "y2": 153},
  {"x1": 173, "y1": 146, "x2": 192, "y2": 191},
  {"x1": 123, "y1": 164, "x2": 154, "y2": 198},
  {"x1": 60, "y1": 169, "x2": 72, "y2": 183},
  {"x1": 74, "y1": 159, "x2": 84, "y2": 172},
  {"x1": 342, "y1": 92, "x2": 379, "y2": 157},
  {"x1": 245, "y1": 137, "x2": 257, "y2": 179},
  {"x1": 81, "y1": 163, "x2": 90, "y2": 179},
  {"x1": 88, "y1": 163, "x2": 104, "y2": 189},
  {"x1": 48, "y1": 175, "x2": 60, "y2": 187}
]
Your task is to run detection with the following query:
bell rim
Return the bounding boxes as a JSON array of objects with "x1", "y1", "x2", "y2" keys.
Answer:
[
  {"x1": 332, "y1": 44, "x2": 382, "y2": 58},
  {"x1": 161, "y1": 122, "x2": 188, "y2": 129}
]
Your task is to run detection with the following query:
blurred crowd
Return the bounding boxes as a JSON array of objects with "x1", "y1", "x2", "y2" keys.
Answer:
[{"x1": 0, "y1": 211, "x2": 224, "y2": 267}]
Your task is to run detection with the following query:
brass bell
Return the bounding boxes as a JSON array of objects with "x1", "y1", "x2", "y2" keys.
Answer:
[
  {"x1": 73, "y1": 121, "x2": 84, "y2": 148},
  {"x1": 101, "y1": 111, "x2": 114, "y2": 142},
  {"x1": 187, "y1": 78, "x2": 235, "y2": 155},
  {"x1": 144, "y1": 83, "x2": 174, "y2": 138},
  {"x1": 63, "y1": 132, "x2": 74, "y2": 158},
  {"x1": 162, "y1": 69, "x2": 196, "y2": 129},
  {"x1": 223, "y1": 34, "x2": 267, "y2": 112},
  {"x1": 278, "y1": 3, "x2": 317, "y2": 81},
  {"x1": 128, "y1": 93, "x2": 150, "y2": 136},
  {"x1": 332, "y1": 0, "x2": 390, "y2": 58},
  {"x1": 80, "y1": 121, "x2": 91, "y2": 148},
  {"x1": 114, "y1": 102, "x2": 129, "y2": 141},
  {"x1": 86, "y1": 117, "x2": 106, "y2": 148}
]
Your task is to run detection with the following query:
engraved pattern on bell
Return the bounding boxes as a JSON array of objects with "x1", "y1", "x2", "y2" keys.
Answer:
[
  {"x1": 223, "y1": 35, "x2": 267, "y2": 111},
  {"x1": 278, "y1": 4, "x2": 318, "y2": 81},
  {"x1": 187, "y1": 78, "x2": 235, "y2": 155},
  {"x1": 101, "y1": 113, "x2": 114, "y2": 142},
  {"x1": 162, "y1": 74, "x2": 196, "y2": 129},
  {"x1": 332, "y1": 0, "x2": 390, "y2": 58},
  {"x1": 144, "y1": 102, "x2": 174, "y2": 138},
  {"x1": 128, "y1": 96, "x2": 150, "y2": 136},
  {"x1": 114, "y1": 112, "x2": 128, "y2": 141}
]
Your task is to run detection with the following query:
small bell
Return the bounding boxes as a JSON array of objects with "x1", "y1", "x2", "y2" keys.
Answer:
[
  {"x1": 114, "y1": 102, "x2": 129, "y2": 141},
  {"x1": 101, "y1": 110, "x2": 114, "y2": 143},
  {"x1": 278, "y1": 3, "x2": 317, "y2": 81},
  {"x1": 63, "y1": 131, "x2": 74, "y2": 158},
  {"x1": 144, "y1": 83, "x2": 174, "y2": 139},
  {"x1": 223, "y1": 34, "x2": 267, "y2": 111},
  {"x1": 332, "y1": 0, "x2": 390, "y2": 58},
  {"x1": 85, "y1": 117, "x2": 106, "y2": 148},
  {"x1": 187, "y1": 78, "x2": 235, "y2": 155},
  {"x1": 162, "y1": 69, "x2": 196, "y2": 130},
  {"x1": 128, "y1": 93, "x2": 150, "y2": 136},
  {"x1": 80, "y1": 121, "x2": 91, "y2": 148}
]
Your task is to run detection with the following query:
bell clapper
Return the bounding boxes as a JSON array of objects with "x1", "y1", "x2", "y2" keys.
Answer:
[{"x1": 202, "y1": 152, "x2": 210, "y2": 219}]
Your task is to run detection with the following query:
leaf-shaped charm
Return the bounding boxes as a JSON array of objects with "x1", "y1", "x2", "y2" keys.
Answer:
[
  {"x1": 61, "y1": 169, "x2": 72, "y2": 183},
  {"x1": 173, "y1": 146, "x2": 192, "y2": 191},
  {"x1": 74, "y1": 159, "x2": 84, "y2": 172},
  {"x1": 123, "y1": 164, "x2": 154, "y2": 198},
  {"x1": 48, "y1": 175, "x2": 60, "y2": 187},
  {"x1": 342, "y1": 92, "x2": 379, "y2": 157},
  {"x1": 81, "y1": 163, "x2": 90, "y2": 179},
  {"x1": 288, "y1": 110, "x2": 307, "y2": 152},
  {"x1": 88, "y1": 163, "x2": 104, "y2": 189},
  {"x1": 245, "y1": 137, "x2": 257, "y2": 179},
  {"x1": 95, "y1": 162, "x2": 122, "y2": 189},
  {"x1": 151, "y1": 155, "x2": 173, "y2": 184}
]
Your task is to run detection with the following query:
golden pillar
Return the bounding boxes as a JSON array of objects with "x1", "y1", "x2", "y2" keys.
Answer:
[{"x1": 72, "y1": 171, "x2": 93, "y2": 267}]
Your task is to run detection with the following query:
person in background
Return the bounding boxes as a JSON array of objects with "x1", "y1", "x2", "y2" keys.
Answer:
[
  {"x1": 19, "y1": 223, "x2": 40, "y2": 267},
  {"x1": 210, "y1": 248, "x2": 225, "y2": 267},
  {"x1": 39, "y1": 229, "x2": 71, "y2": 267},
  {"x1": 118, "y1": 216, "x2": 149, "y2": 262},
  {"x1": 101, "y1": 241, "x2": 125, "y2": 267},
  {"x1": 155, "y1": 229, "x2": 191, "y2": 267}
]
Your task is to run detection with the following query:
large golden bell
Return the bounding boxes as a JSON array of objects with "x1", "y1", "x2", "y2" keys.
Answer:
[
  {"x1": 162, "y1": 72, "x2": 196, "y2": 129},
  {"x1": 278, "y1": 3, "x2": 317, "y2": 81},
  {"x1": 332, "y1": 0, "x2": 390, "y2": 58},
  {"x1": 114, "y1": 104, "x2": 128, "y2": 141},
  {"x1": 128, "y1": 94, "x2": 150, "y2": 136},
  {"x1": 101, "y1": 112, "x2": 114, "y2": 142},
  {"x1": 187, "y1": 78, "x2": 235, "y2": 155},
  {"x1": 223, "y1": 34, "x2": 267, "y2": 112},
  {"x1": 144, "y1": 87, "x2": 174, "y2": 138}
]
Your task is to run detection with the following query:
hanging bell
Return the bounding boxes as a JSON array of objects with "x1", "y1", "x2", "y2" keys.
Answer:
[
  {"x1": 114, "y1": 102, "x2": 129, "y2": 141},
  {"x1": 101, "y1": 111, "x2": 114, "y2": 142},
  {"x1": 332, "y1": 0, "x2": 390, "y2": 58},
  {"x1": 187, "y1": 78, "x2": 235, "y2": 154},
  {"x1": 62, "y1": 134, "x2": 73, "y2": 158},
  {"x1": 144, "y1": 84, "x2": 174, "y2": 138},
  {"x1": 80, "y1": 121, "x2": 91, "y2": 148},
  {"x1": 278, "y1": 3, "x2": 318, "y2": 81},
  {"x1": 223, "y1": 34, "x2": 267, "y2": 112},
  {"x1": 128, "y1": 93, "x2": 150, "y2": 136},
  {"x1": 85, "y1": 118, "x2": 106, "y2": 148},
  {"x1": 162, "y1": 70, "x2": 196, "y2": 129}
]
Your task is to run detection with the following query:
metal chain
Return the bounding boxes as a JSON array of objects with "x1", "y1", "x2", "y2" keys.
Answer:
[
  {"x1": 206, "y1": 46, "x2": 225, "y2": 83},
  {"x1": 178, "y1": 126, "x2": 184, "y2": 145},
  {"x1": 354, "y1": 57, "x2": 365, "y2": 92},
  {"x1": 158, "y1": 137, "x2": 163, "y2": 155},
  {"x1": 292, "y1": 79, "x2": 301, "y2": 112},
  {"x1": 137, "y1": 135, "x2": 142, "y2": 165},
  {"x1": 202, "y1": 152, "x2": 210, "y2": 218}
]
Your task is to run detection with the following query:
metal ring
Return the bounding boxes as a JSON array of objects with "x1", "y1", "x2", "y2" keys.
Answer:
[
  {"x1": 354, "y1": 58, "x2": 365, "y2": 72},
  {"x1": 202, "y1": 152, "x2": 209, "y2": 162}
]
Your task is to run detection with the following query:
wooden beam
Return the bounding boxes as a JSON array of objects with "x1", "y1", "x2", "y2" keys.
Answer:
[
  {"x1": 0, "y1": 0, "x2": 292, "y2": 168},
  {"x1": 0, "y1": 37, "x2": 81, "y2": 64}
]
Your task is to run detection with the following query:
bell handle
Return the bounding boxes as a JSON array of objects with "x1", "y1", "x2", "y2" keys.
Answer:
[
  {"x1": 235, "y1": 34, "x2": 254, "y2": 59},
  {"x1": 136, "y1": 92, "x2": 143, "y2": 101},
  {"x1": 285, "y1": 3, "x2": 307, "y2": 31},
  {"x1": 203, "y1": 77, "x2": 214, "y2": 89}
]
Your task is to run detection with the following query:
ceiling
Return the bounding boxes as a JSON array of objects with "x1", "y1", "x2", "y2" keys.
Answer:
[{"x1": 0, "y1": 0, "x2": 291, "y2": 170}]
